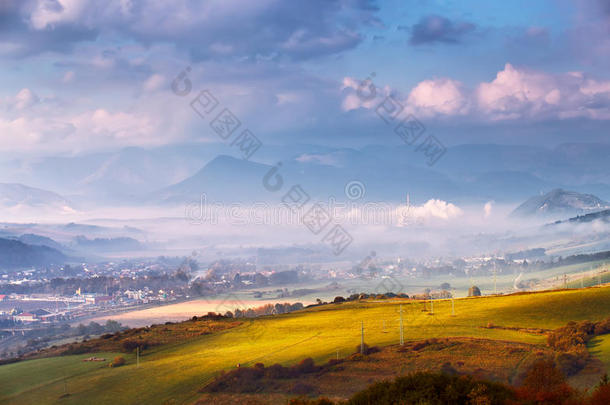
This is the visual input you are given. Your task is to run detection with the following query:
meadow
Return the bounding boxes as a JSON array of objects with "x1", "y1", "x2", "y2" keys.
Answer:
[{"x1": 2, "y1": 286, "x2": 610, "y2": 404}]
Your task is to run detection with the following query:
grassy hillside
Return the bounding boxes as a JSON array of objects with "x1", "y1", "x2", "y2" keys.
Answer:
[
  {"x1": 2, "y1": 287, "x2": 610, "y2": 405},
  {"x1": 589, "y1": 334, "x2": 610, "y2": 372},
  {"x1": 568, "y1": 269, "x2": 610, "y2": 288}
]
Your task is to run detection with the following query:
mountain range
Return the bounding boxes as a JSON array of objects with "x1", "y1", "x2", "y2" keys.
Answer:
[{"x1": 2, "y1": 142, "x2": 610, "y2": 209}]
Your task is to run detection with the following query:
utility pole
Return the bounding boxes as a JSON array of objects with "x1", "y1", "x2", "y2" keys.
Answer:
[
  {"x1": 493, "y1": 263, "x2": 497, "y2": 295},
  {"x1": 451, "y1": 297, "x2": 455, "y2": 316},
  {"x1": 398, "y1": 305, "x2": 404, "y2": 346},
  {"x1": 360, "y1": 321, "x2": 365, "y2": 355}
]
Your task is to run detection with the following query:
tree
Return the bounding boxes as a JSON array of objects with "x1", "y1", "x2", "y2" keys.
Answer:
[
  {"x1": 468, "y1": 286, "x2": 481, "y2": 297},
  {"x1": 516, "y1": 359, "x2": 574, "y2": 404},
  {"x1": 590, "y1": 374, "x2": 610, "y2": 405}
]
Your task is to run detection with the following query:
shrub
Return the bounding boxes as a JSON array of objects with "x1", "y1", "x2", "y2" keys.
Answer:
[
  {"x1": 122, "y1": 339, "x2": 148, "y2": 352},
  {"x1": 468, "y1": 286, "x2": 481, "y2": 297},
  {"x1": 289, "y1": 382, "x2": 316, "y2": 395},
  {"x1": 346, "y1": 372, "x2": 512, "y2": 405},
  {"x1": 109, "y1": 356, "x2": 125, "y2": 368},
  {"x1": 555, "y1": 351, "x2": 587, "y2": 376},
  {"x1": 266, "y1": 363, "x2": 285, "y2": 379},
  {"x1": 590, "y1": 375, "x2": 610, "y2": 405},
  {"x1": 122, "y1": 340, "x2": 139, "y2": 352},
  {"x1": 440, "y1": 362, "x2": 458, "y2": 375},
  {"x1": 516, "y1": 359, "x2": 576, "y2": 404},
  {"x1": 288, "y1": 398, "x2": 335, "y2": 405},
  {"x1": 295, "y1": 358, "x2": 317, "y2": 374},
  {"x1": 548, "y1": 320, "x2": 596, "y2": 352},
  {"x1": 354, "y1": 343, "x2": 379, "y2": 356}
]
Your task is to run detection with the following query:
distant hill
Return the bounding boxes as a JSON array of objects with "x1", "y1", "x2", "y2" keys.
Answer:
[
  {"x1": 552, "y1": 209, "x2": 610, "y2": 225},
  {"x1": 73, "y1": 235, "x2": 143, "y2": 253},
  {"x1": 0, "y1": 238, "x2": 67, "y2": 270},
  {"x1": 511, "y1": 189, "x2": 610, "y2": 218},
  {"x1": 16, "y1": 234, "x2": 66, "y2": 251},
  {"x1": 153, "y1": 155, "x2": 271, "y2": 203},
  {"x1": 0, "y1": 183, "x2": 72, "y2": 210}
]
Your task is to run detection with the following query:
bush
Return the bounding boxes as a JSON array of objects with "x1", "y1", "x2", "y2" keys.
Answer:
[
  {"x1": 468, "y1": 286, "x2": 481, "y2": 297},
  {"x1": 555, "y1": 351, "x2": 587, "y2": 376},
  {"x1": 122, "y1": 339, "x2": 148, "y2": 353},
  {"x1": 109, "y1": 356, "x2": 125, "y2": 368},
  {"x1": 354, "y1": 343, "x2": 379, "y2": 356},
  {"x1": 288, "y1": 398, "x2": 335, "y2": 405},
  {"x1": 295, "y1": 358, "x2": 317, "y2": 374},
  {"x1": 548, "y1": 320, "x2": 596, "y2": 351},
  {"x1": 346, "y1": 372, "x2": 512, "y2": 405},
  {"x1": 516, "y1": 359, "x2": 576, "y2": 404},
  {"x1": 590, "y1": 376, "x2": 610, "y2": 405},
  {"x1": 289, "y1": 382, "x2": 316, "y2": 395}
]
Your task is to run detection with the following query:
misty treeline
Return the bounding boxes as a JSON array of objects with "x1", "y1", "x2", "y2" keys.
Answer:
[
  {"x1": 226, "y1": 302, "x2": 304, "y2": 318},
  {"x1": 1, "y1": 320, "x2": 126, "y2": 359},
  {"x1": 0, "y1": 273, "x2": 189, "y2": 295}
]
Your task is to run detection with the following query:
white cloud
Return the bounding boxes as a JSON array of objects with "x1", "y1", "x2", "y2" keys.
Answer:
[
  {"x1": 143, "y1": 74, "x2": 165, "y2": 92},
  {"x1": 407, "y1": 78, "x2": 469, "y2": 116},
  {"x1": 341, "y1": 63, "x2": 610, "y2": 121},
  {"x1": 395, "y1": 199, "x2": 463, "y2": 223},
  {"x1": 15, "y1": 88, "x2": 39, "y2": 110},
  {"x1": 484, "y1": 201, "x2": 493, "y2": 218},
  {"x1": 0, "y1": 92, "x2": 167, "y2": 154},
  {"x1": 62, "y1": 70, "x2": 75, "y2": 83},
  {"x1": 476, "y1": 63, "x2": 610, "y2": 120}
]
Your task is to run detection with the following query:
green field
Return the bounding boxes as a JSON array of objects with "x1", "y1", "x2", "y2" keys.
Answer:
[
  {"x1": 568, "y1": 269, "x2": 610, "y2": 289},
  {"x1": 588, "y1": 334, "x2": 610, "y2": 372},
  {"x1": 2, "y1": 287, "x2": 610, "y2": 405}
]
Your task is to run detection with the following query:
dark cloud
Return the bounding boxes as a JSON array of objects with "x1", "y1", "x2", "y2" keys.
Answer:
[
  {"x1": 0, "y1": 0, "x2": 379, "y2": 60},
  {"x1": 409, "y1": 15, "x2": 476, "y2": 46},
  {"x1": 0, "y1": 0, "x2": 98, "y2": 57}
]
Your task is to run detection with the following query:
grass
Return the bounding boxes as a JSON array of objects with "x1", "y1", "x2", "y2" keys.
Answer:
[
  {"x1": 567, "y1": 269, "x2": 610, "y2": 289},
  {"x1": 0, "y1": 352, "x2": 128, "y2": 400},
  {"x1": 3, "y1": 286, "x2": 610, "y2": 405},
  {"x1": 588, "y1": 334, "x2": 610, "y2": 373}
]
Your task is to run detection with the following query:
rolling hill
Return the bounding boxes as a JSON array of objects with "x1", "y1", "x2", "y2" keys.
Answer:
[
  {"x1": 0, "y1": 238, "x2": 67, "y2": 270},
  {"x1": 2, "y1": 286, "x2": 610, "y2": 404}
]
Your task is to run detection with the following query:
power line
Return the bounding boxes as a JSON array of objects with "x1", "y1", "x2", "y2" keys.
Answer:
[
  {"x1": 451, "y1": 297, "x2": 455, "y2": 316},
  {"x1": 493, "y1": 262, "x2": 497, "y2": 295},
  {"x1": 398, "y1": 304, "x2": 405, "y2": 346},
  {"x1": 360, "y1": 321, "x2": 364, "y2": 355}
]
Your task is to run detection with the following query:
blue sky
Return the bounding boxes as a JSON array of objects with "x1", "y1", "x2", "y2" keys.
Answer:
[{"x1": 1, "y1": 0, "x2": 609, "y2": 157}]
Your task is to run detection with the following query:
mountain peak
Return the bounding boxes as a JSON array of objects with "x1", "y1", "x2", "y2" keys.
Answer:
[{"x1": 511, "y1": 189, "x2": 610, "y2": 218}]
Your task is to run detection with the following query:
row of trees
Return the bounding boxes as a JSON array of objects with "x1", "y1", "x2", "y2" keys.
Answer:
[{"x1": 228, "y1": 302, "x2": 304, "y2": 318}]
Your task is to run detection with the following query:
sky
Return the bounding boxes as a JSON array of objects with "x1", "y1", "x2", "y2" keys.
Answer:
[{"x1": 1, "y1": 0, "x2": 610, "y2": 158}]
